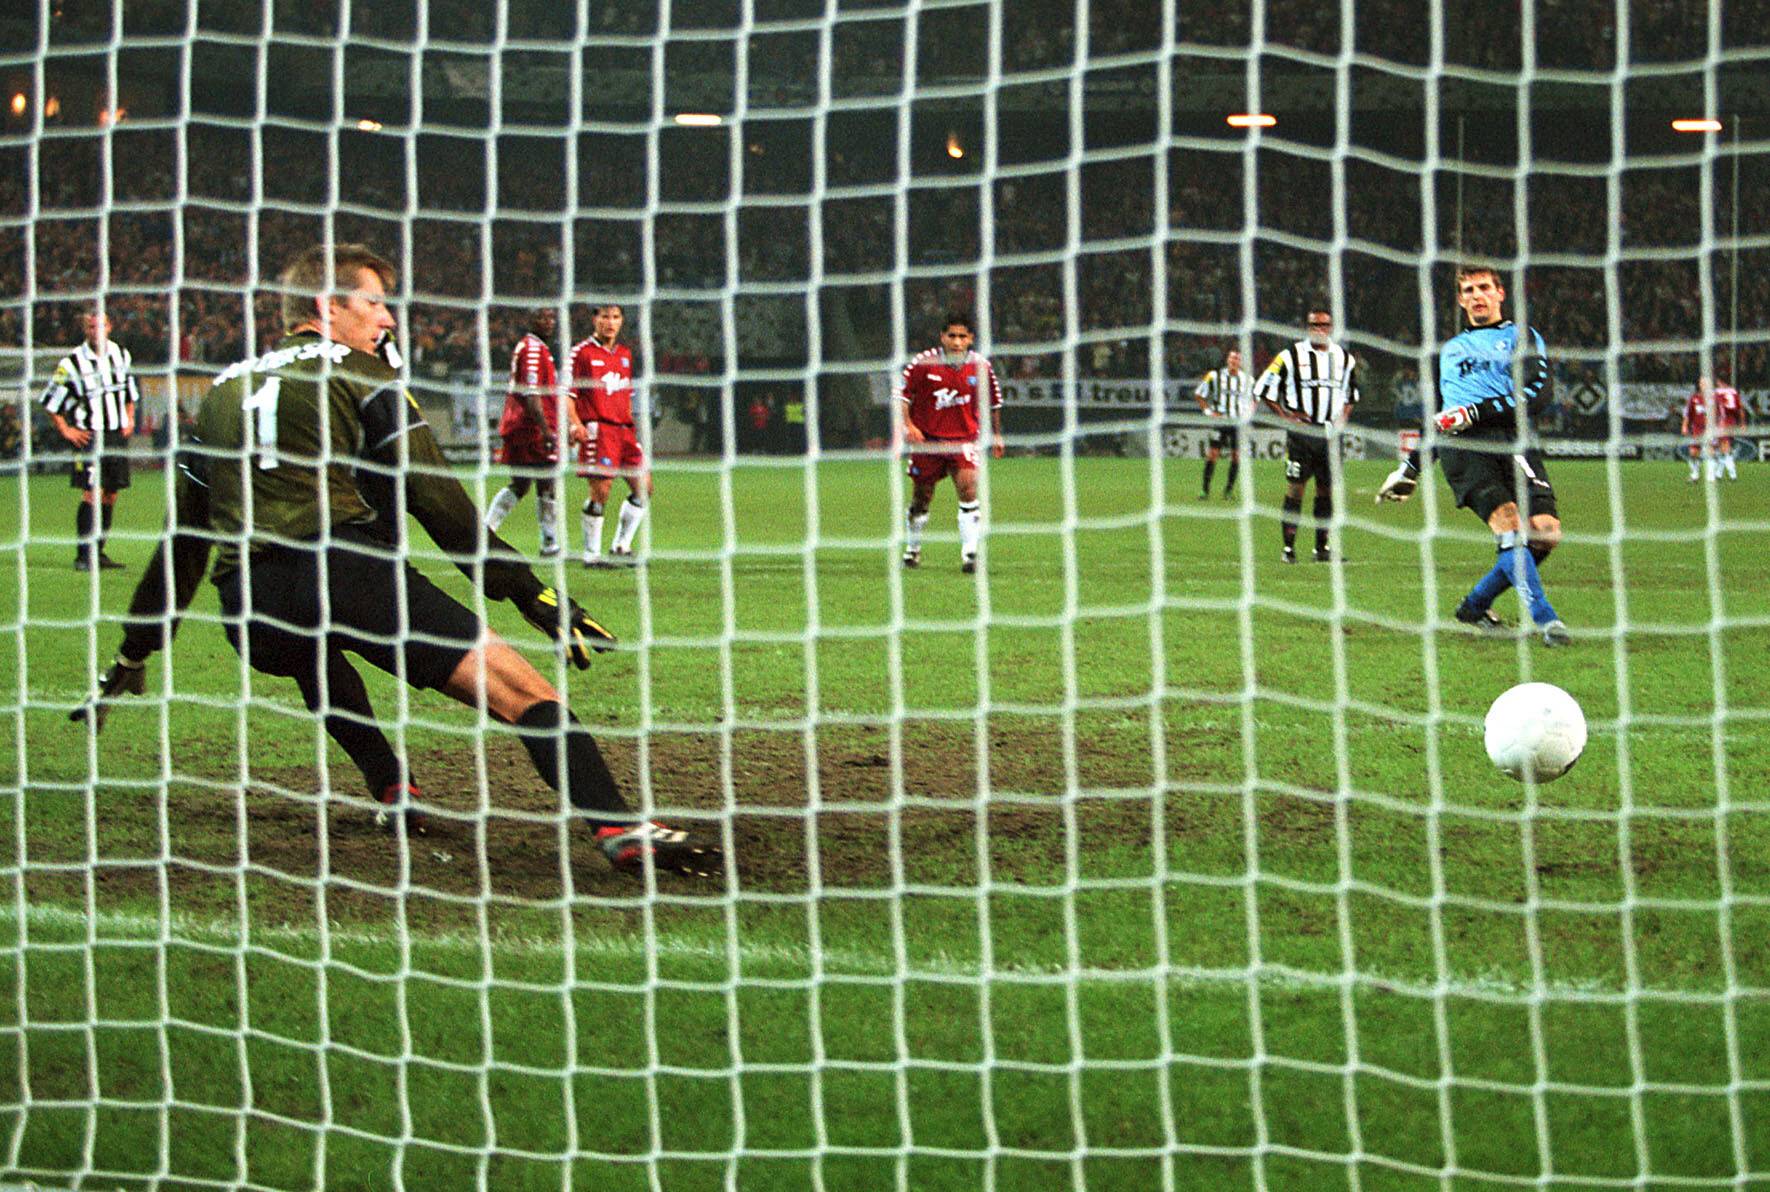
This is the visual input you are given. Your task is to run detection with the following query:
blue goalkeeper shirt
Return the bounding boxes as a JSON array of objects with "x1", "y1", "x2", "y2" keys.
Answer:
[{"x1": 1438, "y1": 320, "x2": 1551, "y2": 440}]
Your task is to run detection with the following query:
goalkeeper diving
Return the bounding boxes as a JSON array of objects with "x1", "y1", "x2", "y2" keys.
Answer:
[
  {"x1": 71, "y1": 242, "x2": 721, "y2": 877},
  {"x1": 1376, "y1": 265, "x2": 1570, "y2": 647}
]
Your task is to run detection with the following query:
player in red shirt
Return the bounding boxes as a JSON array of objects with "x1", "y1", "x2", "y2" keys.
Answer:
[
  {"x1": 570, "y1": 304, "x2": 653, "y2": 566},
  {"x1": 485, "y1": 308, "x2": 583, "y2": 555},
  {"x1": 894, "y1": 311, "x2": 1004, "y2": 573},
  {"x1": 1683, "y1": 375, "x2": 1746, "y2": 482}
]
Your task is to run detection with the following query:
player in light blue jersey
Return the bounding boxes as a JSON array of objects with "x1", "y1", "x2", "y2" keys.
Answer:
[{"x1": 1377, "y1": 266, "x2": 1570, "y2": 647}]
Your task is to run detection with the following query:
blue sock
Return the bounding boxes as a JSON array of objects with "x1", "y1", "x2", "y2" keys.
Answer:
[
  {"x1": 1499, "y1": 545, "x2": 1558, "y2": 625},
  {"x1": 1464, "y1": 559, "x2": 1514, "y2": 612}
]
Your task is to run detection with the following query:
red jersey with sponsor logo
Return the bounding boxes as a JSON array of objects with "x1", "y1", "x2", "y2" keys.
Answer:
[
  {"x1": 498, "y1": 333, "x2": 559, "y2": 436},
  {"x1": 571, "y1": 337, "x2": 636, "y2": 426},
  {"x1": 896, "y1": 347, "x2": 1002, "y2": 440},
  {"x1": 1685, "y1": 385, "x2": 1743, "y2": 434}
]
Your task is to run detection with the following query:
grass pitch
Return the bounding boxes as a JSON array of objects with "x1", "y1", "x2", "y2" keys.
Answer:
[{"x1": 2, "y1": 452, "x2": 1767, "y2": 1189}]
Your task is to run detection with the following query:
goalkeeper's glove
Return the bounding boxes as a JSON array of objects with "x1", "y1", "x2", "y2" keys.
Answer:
[
  {"x1": 1375, "y1": 464, "x2": 1419, "y2": 504},
  {"x1": 1434, "y1": 405, "x2": 1476, "y2": 435},
  {"x1": 514, "y1": 586, "x2": 616, "y2": 669},
  {"x1": 69, "y1": 653, "x2": 147, "y2": 733}
]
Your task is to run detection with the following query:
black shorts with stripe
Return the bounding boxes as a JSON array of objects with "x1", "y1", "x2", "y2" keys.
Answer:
[
  {"x1": 1210, "y1": 424, "x2": 1241, "y2": 453},
  {"x1": 1283, "y1": 431, "x2": 1334, "y2": 486},
  {"x1": 71, "y1": 450, "x2": 131, "y2": 492},
  {"x1": 1439, "y1": 443, "x2": 1558, "y2": 524},
  {"x1": 213, "y1": 528, "x2": 481, "y2": 692}
]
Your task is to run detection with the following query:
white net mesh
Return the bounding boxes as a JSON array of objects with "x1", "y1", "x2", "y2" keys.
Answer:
[{"x1": 4, "y1": 1, "x2": 1770, "y2": 1187}]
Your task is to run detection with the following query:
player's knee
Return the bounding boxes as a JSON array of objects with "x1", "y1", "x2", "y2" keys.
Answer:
[
  {"x1": 1529, "y1": 520, "x2": 1562, "y2": 554},
  {"x1": 1486, "y1": 503, "x2": 1522, "y2": 534}
]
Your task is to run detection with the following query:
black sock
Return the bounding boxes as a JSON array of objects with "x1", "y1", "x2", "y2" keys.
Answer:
[
  {"x1": 1201, "y1": 459, "x2": 1216, "y2": 494},
  {"x1": 295, "y1": 655, "x2": 402, "y2": 795},
  {"x1": 1313, "y1": 493, "x2": 1333, "y2": 553},
  {"x1": 1223, "y1": 460, "x2": 1239, "y2": 492},
  {"x1": 1281, "y1": 495, "x2": 1302, "y2": 549},
  {"x1": 515, "y1": 701, "x2": 632, "y2": 823},
  {"x1": 75, "y1": 503, "x2": 94, "y2": 562},
  {"x1": 100, "y1": 502, "x2": 114, "y2": 554}
]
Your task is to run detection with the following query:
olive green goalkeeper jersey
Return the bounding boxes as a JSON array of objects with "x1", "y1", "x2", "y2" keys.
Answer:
[{"x1": 195, "y1": 331, "x2": 512, "y2": 590}]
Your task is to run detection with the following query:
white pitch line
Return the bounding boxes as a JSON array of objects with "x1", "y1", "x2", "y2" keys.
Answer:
[{"x1": 0, "y1": 902, "x2": 1686, "y2": 1002}]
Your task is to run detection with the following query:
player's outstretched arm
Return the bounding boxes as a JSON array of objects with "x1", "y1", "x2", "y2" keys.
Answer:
[{"x1": 371, "y1": 407, "x2": 618, "y2": 667}]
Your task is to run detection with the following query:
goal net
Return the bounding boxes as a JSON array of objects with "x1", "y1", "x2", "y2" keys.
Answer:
[{"x1": 5, "y1": 1, "x2": 1769, "y2": 1187}]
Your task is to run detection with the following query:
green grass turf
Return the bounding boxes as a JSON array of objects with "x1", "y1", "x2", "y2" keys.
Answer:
[{"x1": 1, "y1": 454, "x2": 1767, "y2": 1189}]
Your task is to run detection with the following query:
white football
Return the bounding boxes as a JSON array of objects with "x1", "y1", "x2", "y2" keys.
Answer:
[{"x1": 1484, "y1": 682, "x2": 1587, "y2": 783}]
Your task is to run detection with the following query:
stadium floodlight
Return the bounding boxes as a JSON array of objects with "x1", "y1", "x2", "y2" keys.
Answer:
[
  {"x1": 8, "y1": 92, "x2": 24, "y2": 117},
  {"x1": 946, "y1": 130, "x2": 965, "y2": 159},
  {"x1": 1226, "y1": 112, "x2": 1277, "y2": 128},
  {"x1": 1673, "y1": 115, "x2": 1742, "y2": 379},
  {"x1": 355, "y1": 118, "x2": 383, "y2": 132},
  {"x1": 673, "y1": 112, "x2": 722, "y2": 126}
]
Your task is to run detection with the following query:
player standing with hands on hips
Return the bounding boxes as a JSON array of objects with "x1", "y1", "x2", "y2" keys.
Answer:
[
  {"x1": 1254, "y1": 304, "x2": 1359, "y2": 564},
  {"x1": 1377, "y1": 265, "x2": 1570, "y2": 647},
  {"x1": 1194, "y1": 347, "x2": 1252, "y2": 500},
  {"x1": 895, "y1": 311, "x2": 1004, "y2": 574},
  {"x1": 40, "y1": 307, "x2": 140, "y2": 571}
]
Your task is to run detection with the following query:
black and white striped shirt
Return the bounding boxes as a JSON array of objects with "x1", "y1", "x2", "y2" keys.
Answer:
[
  {"x1": 1194, "y1": 367, "x2": 1253, "y2": 421},
  {"x1": 1253, "y1": 339, "x2": 1358, "y2": 427},
  {"x1": 39, "y1": 340, "x2": 140, "y2": 433}
]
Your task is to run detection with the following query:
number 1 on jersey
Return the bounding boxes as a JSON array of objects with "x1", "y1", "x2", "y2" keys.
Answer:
[{"x1": 243, "y1": 376, "x2": 281, "y2": 470}]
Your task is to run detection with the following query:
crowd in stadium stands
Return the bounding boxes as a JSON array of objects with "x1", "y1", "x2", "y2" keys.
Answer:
[{"x1": 8, "y1": 133, "x2": 1762, "y2": 411}]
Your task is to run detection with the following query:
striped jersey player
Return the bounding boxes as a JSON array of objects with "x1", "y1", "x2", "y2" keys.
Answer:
[
  {"x1": 39, "y1": 308, "x2": 141, "y2": 571},
  {"x1": 570, "y1": 304, "x2": 653, "y2": 567},
  {"x1": 1193, "y1": 348, "x2": 1252, "y2": 500},
  {"x1": 894, "y1": 311, "x2": 1004, "y2": 573},
  {"x1": 1253, "y1": 306, "x2": 1359, "y2": 563}
]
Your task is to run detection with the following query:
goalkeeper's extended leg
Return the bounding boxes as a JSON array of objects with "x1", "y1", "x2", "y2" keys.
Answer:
[
  {"x1": 440, "y1": 644, "x2": 722, "y2": 877},
  {"x1": 292, "y1": 650, "x2": 427, "y2": 834},
  {"x1": 510, "y1": 701, "x2": 717, "y2": 877}
]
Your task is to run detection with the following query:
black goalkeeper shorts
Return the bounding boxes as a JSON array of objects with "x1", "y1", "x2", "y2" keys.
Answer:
[
  {"x1": 214, "y1": 530, "x2": 482, "y2": 692},
  {"x1": 1439, "y1": 442, "x2": 1559, "y2": 524}
]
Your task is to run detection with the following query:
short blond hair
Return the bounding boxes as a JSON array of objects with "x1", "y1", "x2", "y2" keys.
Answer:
[
  {"x1": 280, "y1": 243, "x2": 396, "y2": 332},
  {"x1": 1455, "y1": 265, "x2": 1502, "y2": 289}
]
